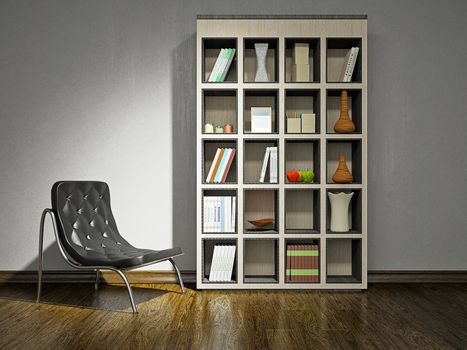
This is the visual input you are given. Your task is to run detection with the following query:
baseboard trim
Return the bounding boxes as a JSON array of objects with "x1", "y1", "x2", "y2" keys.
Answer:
[
  {"x1": 0, "y1": 270, "x2": 197, "y2": 284},
  {"x1": 368, "y1": 270, "x2": 467, "y2": 283},
  {"x1": 1, "y1": 270, "x2": 466, "y2": 284}
]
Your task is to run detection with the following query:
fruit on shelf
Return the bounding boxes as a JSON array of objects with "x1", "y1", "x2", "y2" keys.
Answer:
[
  {"x1": 287, "y1": 170, "x2": 314, "y2": 183},
  {"x1": 287, "y1": 171, "x2": 300, "y2": 182},
  {"x1": 301, "y1": 170, "x2": 314, "y2": 183}
]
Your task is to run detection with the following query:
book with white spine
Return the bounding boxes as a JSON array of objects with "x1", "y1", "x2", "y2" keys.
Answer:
[
  {"x1": 215, "y1": 48, "x2": 232, "y2": 82},
  {"x1": 220, "y1": 48, "x2": 236, "y2": 82},
  {"x1": 208, "y1": 49, "x2": 225, "y2": 82},
  {"x1": 224, "y1": 196, "x2": 231, "y2": 232},
  {"x1": 339, "y1": 48, "x2": 353, "y2": 81},
  {"x1": 343, "y1": 47, "x2": 356, "y2": 82},
  {"x1": 269, "y1": 147, "x2": 278, "y2": 183},
  {"x1": 209, "y1": 245, "x2": 219, "y2": 281},
  {"x1": 226, "y1": 245, "x2": 236, "y2": 281},
  {"x1": 206, "y1": 148, "x2": 221, "y2": 182},
  {"x1": 231, "y1": 197, "x2": 236, "y2": 232},
  {"x1": 215, "y1": 148, "x2": 231, "y2": 183},
  {"x1": 259, "y1": 147, "x2": 271, "y2": 182},
  {"x1": 344, "y1": 47, "x2": 359, "y2": 82}
]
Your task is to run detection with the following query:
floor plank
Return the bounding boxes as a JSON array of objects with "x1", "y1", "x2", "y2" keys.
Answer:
[{"x1": 0, "y1": 283, "x2": 465, "y2": 349}]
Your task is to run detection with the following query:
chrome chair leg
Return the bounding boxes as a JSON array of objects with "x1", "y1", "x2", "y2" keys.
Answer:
[
  {"x1": 169, "y1": 258, "x2": 185, "y2": 294},
  {"x1": 94, "y1": 269, "x2": 100, "y2": 290},
  {"x1": 115, "y1": 269, "x2": 137, "y2": 313},
  {"x1": 36, "y1": 209, "x2": 47, "y2": 303}
]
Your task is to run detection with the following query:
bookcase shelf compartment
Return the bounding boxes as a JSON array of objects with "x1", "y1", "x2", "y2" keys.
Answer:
[
  {"x1": 243, "y1": 38, "x2": 279, "y2": 83},
  {"x1": 202, "y1": 38, "x2": 238, "y2": 83},
  {"x1": 202, "y1": 238, "x2": 238, "y2": 283},
  {"x1": 285, "y1": 89, "x2": 320, "y2": 134},
  {"x1": 285, "y1": 189, "x2": 320, "y2": 234},
  {"x1": 326, "y1": 140, "x2": 362, "y2": 184},
  {"x1": 202, "y1": 89, "x2": 238, "y2": 134},
  {"x1": 285, "y1": 139, "x2": 320, "y2": 184},
  {"x1": 202, "y1": 189, "x2": 237, "y2": 234},
  {"x1": 326, "y1": 238, "x2": 362, "y2": 283},
  {"x1": 244, "y1": 139, "x2": 279, "y2": 184},
  {"x1": 203, "y1": 140, "x2": 237, "y2": 184},
  {"x1": 326, "y1": 38, "x2": 362, "y2": 83},
  {"x1": 285, "y1": 239, "x2": 320, "y2": 284},
  {"x1": 326, "y1": 189, "x2": 362, "y2": 234},
  {"x1": 244, "y1": 189, "x2": 279, "y2": 234},
  {"x1": 244, "y1": 89, "x2": 279, "y2": 134},
  {"x1": 244, "y1": 238, "x2": 279, "y2": 283},
  {"x1": 326, "y1": 89, "x2": 362, "y2": 134},
  {"x1": 285, "y1": 38, "x2": 320, "y2": 83}
]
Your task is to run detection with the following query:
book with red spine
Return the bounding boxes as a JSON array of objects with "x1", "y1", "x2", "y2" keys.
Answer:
[{"x1": 220, "y1": 148, "x2": 236, "y2": 183}]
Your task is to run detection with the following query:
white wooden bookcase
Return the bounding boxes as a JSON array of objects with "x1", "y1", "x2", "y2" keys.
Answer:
[{"x1": 196, "y1": 15, "x2": 367, "y2": 289}]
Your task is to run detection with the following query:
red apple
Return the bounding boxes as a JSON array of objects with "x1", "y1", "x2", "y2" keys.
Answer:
[{"x1": 287, "y1": 171, "x2": 300, "y2": 182}]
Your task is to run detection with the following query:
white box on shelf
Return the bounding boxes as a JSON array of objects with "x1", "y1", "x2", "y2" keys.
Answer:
[
  {"x1": 293, "y1": 43, "x2": 309, "y2": 65},
  {"x1": 301, "y1": 113, "x2": 316, "y2": 133},
  {"x1": 292, "y1": 64, "x2": 310, "y2": 82},
  {"x1": 251, "y1": 107, "x2": 272, "y2": 133},
  {"x1": 287, "y1": 117, "x2": 301, "y2": 133}
]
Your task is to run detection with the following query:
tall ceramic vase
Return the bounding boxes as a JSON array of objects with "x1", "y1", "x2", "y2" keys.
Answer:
[
  {"x1": 328, "y1": 192, "x2": 354, "y2": 232},
  {"x1": 334, "y1": 90, "x2": 356, "y2": 133},
  {"x1": 254, "y1": 43, "x2": 269, "y2": 82}
]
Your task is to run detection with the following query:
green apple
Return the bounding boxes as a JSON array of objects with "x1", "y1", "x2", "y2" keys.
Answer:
[{"x1": 301, "y1": 170, "x2": 314, "y2": 183}]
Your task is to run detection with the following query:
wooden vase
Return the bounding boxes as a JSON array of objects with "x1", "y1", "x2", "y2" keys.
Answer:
[
  {"x1": 334, "y1": 90, "x2": 356, "y2": 133},
  {"x1": 332, "y1": 155, "x2": 353, "y2": 183}
]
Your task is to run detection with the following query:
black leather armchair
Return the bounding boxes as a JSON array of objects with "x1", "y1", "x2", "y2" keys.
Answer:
[{"x1": 37, "y1": 181, "x2": 185, "y2": 313}]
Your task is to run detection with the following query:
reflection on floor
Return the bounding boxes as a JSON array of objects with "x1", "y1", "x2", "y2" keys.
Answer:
[{"x1": 0, "y1": 283, "x2": 466, "y2": 349}]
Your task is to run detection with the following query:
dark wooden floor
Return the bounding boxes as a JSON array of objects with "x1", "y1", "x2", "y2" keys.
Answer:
[{"x1": 0, "y1": 283, "x2": 466, "y2": 350}]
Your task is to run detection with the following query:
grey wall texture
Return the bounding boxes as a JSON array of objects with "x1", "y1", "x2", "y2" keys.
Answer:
[{"x1": 1, "y1": 0, "x2": 466, "y2": 271}]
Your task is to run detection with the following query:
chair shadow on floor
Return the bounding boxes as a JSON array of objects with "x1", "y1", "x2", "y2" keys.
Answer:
[{"x1": 0, "y1": 282, "x2": 168, "y2": 313}]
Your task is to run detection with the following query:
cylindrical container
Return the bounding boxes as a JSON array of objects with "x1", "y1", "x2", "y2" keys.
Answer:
[
  {"x1": 204, "y1": 123, "x2": 214, "y2": 133},
  {"x1": 328, "y1": 192, "x2": 354, "y2": 232},
  {"x1": 224, "y1": 124, "x2": 233, "y2": 133},
  {"x1": 214, "y1": 126, "x2": 224, "y2": 133}
]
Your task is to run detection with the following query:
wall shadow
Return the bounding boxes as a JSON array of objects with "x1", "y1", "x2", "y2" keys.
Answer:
[{"x1": 171, "y1": 33, "x2": 197, "y2": 271}]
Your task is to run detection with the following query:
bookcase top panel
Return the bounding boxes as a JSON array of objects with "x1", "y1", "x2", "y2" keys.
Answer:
[
  {"x1": 197, "y1": 15, "x2": 368, "y2": 20},
  {"x1": 197, "y1": 17, "x2": 367, "y2": 38}
]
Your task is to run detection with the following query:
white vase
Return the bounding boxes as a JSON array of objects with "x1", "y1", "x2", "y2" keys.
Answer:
[
  {"x1": 254, "y1": 43, "x2": 269, "y2": 82},
  {"x1": 328, "y1": 192, "x2": 354, "y2": 232}
]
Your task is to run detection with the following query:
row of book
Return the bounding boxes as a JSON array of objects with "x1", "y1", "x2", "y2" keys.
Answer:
[
  {"x1": 286, "y1": 244, "x2": 319, "y2": 282},
  {"x1": 260, "y1": 147, "x2": 278, "y2": 183},
  {"x1": 208, "y1": 48, "x2": 236, "y2": 82},
  {"x1": 340, "y1": 47, "x2": 360, "y2": 82},
  {"x1": 206, "y1": 148, "x2": 236, "y2": 183},
  {"x1": 208, "y1": 245, "x2": 236, "y2": 282},
  {"x1": 203, "y1": 196, "x2": 236, "y2": 232}
]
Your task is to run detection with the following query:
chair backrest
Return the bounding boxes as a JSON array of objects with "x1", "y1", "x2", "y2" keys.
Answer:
[{"x1": 51, "y1": 181, "x2": 128, "y2": 265}]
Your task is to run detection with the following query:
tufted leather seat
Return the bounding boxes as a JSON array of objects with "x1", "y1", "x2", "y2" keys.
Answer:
[{"x1": 52, "y1": 181, "x2": 183, "y2": 268}]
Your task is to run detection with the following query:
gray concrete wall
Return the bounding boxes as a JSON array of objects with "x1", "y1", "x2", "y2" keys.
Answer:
[{"x1": 1, "y1": 0, "x2": 466, "y2": 271}]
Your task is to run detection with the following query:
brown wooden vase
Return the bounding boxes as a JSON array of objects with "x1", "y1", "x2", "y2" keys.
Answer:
[
  {"x1": 334, "y1": 90, "x2": 356, "y2": 133},
  {"x1": 332, "y1": 155, "x2": 353, "y2": 183}
]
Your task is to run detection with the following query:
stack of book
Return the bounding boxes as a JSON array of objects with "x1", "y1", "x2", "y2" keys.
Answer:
[
  {"x1": 203, "y1": 196, "x2": 236, "y2": 232},
  {"x1": 208, "y1": 48, "x2": 236, "y2": 82},
  {"x1": 286, "y1": 244, "x2": 319, "y2": 282},
  {"x1": 259, "y1": 146, "x2": 278, "y2": 183},
  {"x1": 340, "y1": 47, "x2": 360, "y2": 82},
  {"x1": 206, "y1": 148, "x2": 236, "y2": 183},
  {"x1": 208, "y1": 244, "x2": 236, "y2": 282}
]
